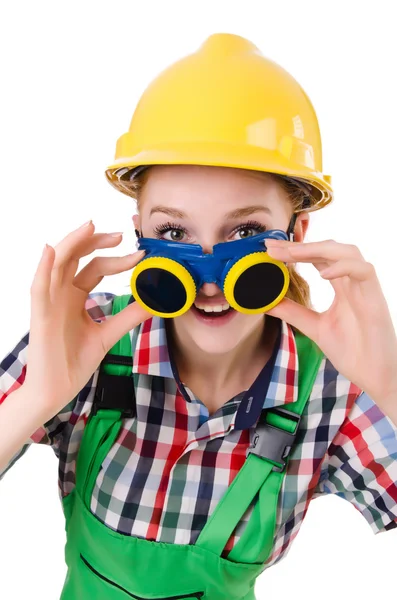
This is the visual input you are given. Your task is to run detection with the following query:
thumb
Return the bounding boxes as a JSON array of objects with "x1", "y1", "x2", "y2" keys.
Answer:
[
  {"x1": 100, "y1": 302, "x2": 152, "y2": 353},
  {"x1": 266, "y1": 297, "x2": 319, "y2": 342}
]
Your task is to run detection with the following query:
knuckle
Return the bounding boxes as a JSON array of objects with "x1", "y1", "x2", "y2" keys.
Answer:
[
  {"x1": 349, "y1": 243, "x2": 362, "y2": 256},
  {"x1": 90, "y1": 256, "x2": 101, "y2": 269},
  {"x1": 51, "y1": 261, "x2": 62, "y2": 271}
]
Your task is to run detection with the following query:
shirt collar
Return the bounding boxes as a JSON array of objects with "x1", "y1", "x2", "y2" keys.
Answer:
[{"x1": 132, "y1": 315, "x2": 299, "y2": 410}]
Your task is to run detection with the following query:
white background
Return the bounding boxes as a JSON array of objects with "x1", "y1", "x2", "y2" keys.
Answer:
[{"x1": 0, "y1": 1, "x2": 396, "y2": 598}]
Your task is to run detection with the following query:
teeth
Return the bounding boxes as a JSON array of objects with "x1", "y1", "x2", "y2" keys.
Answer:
[{"x1": 194, "y1": 302, "x2": 230, "y2": 313}]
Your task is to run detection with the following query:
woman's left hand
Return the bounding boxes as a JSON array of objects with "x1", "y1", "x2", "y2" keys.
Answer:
[{"x1": 264, "y1": 238, "x2": 397, "y2": 410}]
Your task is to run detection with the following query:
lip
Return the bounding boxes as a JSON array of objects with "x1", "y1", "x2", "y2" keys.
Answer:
[{"x1": 190, "y1": 304, "x2": 237, "y2": 327}]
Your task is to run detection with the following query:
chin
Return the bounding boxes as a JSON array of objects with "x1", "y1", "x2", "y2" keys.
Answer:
[{"x1": 172, "y1": 308, "x2": 265, "y2": 355}]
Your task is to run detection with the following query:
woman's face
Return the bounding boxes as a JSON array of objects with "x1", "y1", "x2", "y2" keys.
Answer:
[{"x1": 133, "y1": 165, "x2": 299, "y2": 355}]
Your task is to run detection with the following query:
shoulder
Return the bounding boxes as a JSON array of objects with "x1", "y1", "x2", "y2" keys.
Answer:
[
  {"x1": 291, "y1": 327, "x2": 362, "y2": 419},
  {"x1": 304, "y1": 349, "x2": 363, "y2": 436}
]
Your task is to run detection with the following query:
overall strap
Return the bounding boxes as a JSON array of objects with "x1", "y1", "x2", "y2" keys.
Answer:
[
  {"x1": 75, "y1": 298, "x2": 324, "y2": 565},
  {"x1": 195, "y1": 330, "x2": 324, "y2": 562},
  {"x1": 75, "y1": 294, "x2": 138, "y2": 507}
]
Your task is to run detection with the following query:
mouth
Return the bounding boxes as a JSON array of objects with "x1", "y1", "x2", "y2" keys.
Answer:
[{"x1": 190, "y1": 301, "x2": 236, "y2": 326}]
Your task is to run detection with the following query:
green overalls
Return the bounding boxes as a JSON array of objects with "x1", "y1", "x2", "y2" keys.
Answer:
[{"x1": 60, "y1": 295, "x2": 324, "y2": 600}]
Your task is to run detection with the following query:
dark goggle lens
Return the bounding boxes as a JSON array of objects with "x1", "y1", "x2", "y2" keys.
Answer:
[
  {"x1": 233, "y1": 263, "x2": 285, "y2": 309},
  {"x1": 136, "y1": 268, "x2": 187, "y2": 314}
]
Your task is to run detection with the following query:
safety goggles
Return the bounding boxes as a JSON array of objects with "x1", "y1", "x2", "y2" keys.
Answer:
[{"x1": 130, "y1": 230, "x2": 290, "y2": 318}]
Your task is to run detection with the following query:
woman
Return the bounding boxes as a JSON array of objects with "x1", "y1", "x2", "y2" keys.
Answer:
[{"x1": 1, "y1": 33, "x2": 397, "y2": 600}]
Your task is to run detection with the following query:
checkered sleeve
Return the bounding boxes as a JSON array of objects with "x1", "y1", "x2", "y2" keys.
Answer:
[
  {"x1": 319, "y1": 390, "x2": 397, "y2": 534},
  {"x1": 0, "y1": 327, "x2": 78, "y2": 479},
  {"x1": 0, "y1": 290, "x2": 117, "y2": 480}
]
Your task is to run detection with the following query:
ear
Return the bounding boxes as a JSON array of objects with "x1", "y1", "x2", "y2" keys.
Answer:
[
  {"x1": 132, "y1": 214, "x2": 142, "y2": 238},
  {"x1": 294, "y1": 212, "x2": 310, "y2": 243}
]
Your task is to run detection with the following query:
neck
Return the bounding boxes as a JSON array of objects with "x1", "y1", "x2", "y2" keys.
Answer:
[{"x1": 167, "y1": 316, "x2": 276, "y2": 393}]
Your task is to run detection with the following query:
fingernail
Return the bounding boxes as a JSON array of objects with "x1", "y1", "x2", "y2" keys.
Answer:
[
  {"x1": 109, "y1": 232, "x2": 123, "y2": 237},
  {"x1": 266, "y1": 238, "x2": 284, "y2": 245},
  {"x1": 79, "y1": 219, "x2": 92, "y2": 229}
]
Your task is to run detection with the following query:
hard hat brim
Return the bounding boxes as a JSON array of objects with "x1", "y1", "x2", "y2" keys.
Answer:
[{"x1": 105, "y1": 140, "x2": 333, "y2": 211}]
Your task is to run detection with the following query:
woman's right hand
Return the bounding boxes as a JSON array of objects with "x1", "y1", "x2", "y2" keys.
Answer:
[{"x1": 24, "y1": 220, "x2": 151, "y2": 416}]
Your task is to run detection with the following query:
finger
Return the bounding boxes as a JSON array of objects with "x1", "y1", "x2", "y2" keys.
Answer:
[
  {"x1": 73, "y1": 249, "x2": 146, "y2": 293},
  {"x1": 61, "y1": 232, "x2": 127, "y2": 285},
  {"x1": 266, "y1": 245, "x2": 310, "y2": 264},
  {"x1": 312, "y1": 257, "x2": 351, "y2": 298},
  {"x1": 30, "y1": 244, "x2": 56, "y2": 325},
  {"x1": 267, "y1": 246, "x2": 333, "y2": 277},
  {"x1": 267, "y1": 245, "x2": 360, "y2": 298},
  {"x1": 51, "y1": 220, "x2": 96, "y2": 288},
  {"x1": 68, "y1": 232, "x2": 126, "y2": 260},
  {"x1": 319, "y1": 259, "x2": 381, "y2": 304},
  {"x1": 288, "y1": 240, "x2": 363, "y2": 261},
  {"x1": 319, "y1": 259, "x2": 375, "y2": 282},
  {"x1": 100, "y1": 300, "x2": 152, "y2": 354},
  {"x1": 267, "y1": 244, "x2": 352, "y2": 266}
]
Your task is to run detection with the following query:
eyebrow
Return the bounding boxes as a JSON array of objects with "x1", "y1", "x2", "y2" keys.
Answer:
[{"x1": 149, "y1": 204, "x2": 272, "y2": 218}]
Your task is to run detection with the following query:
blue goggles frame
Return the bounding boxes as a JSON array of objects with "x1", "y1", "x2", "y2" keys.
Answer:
[
  {"x1": 136, "y1": 229, "x2": 288, "y2": 289},
  {"x1": 130, "y1": 229, "x2": 290, "y2": 317}
]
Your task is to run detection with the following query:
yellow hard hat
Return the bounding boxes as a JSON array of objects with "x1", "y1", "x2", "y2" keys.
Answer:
[{"x1": 105, "y1": 33, "x2": 333, "y2": 212}]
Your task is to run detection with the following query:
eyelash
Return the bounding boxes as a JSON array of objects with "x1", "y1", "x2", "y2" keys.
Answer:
[{"x1": 153, "y1": 220, "x2": 267, "y2": 240}]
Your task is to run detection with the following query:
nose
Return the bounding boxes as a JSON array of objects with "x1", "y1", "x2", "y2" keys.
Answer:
[
  {"x1": 196, "y1": 239, "x2": 223, "y2": 297},
  {"x1": 199, "y1": 233, "x2": 220, "y2": 255},
  {"x1": 199, "y1": 282, "x2": 222, "y2": 297}
]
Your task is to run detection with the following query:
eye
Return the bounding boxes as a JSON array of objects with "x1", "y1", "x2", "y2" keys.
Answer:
[
  {"x1": 230, "y1": 220, "x2": 267, "y2": 241},
  {"x1": 153, "y1": 222, "x2": 188, "y2": 242}
]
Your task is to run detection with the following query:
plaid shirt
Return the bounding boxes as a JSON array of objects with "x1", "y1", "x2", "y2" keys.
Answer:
[{"x1": 1, "y1": 291, "x2": 397, "y2": 567}]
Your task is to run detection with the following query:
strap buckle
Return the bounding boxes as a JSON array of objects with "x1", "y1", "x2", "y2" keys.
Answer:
[
  {"x1": 248, "y1": 406, "x2": 301, "y2": 473},
  {"x1": 92, "y1": 369, "x2": 136, "y2": 418}
]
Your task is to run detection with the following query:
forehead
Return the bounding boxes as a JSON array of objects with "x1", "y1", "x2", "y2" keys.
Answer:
[{"x1": 140, "y1": 165, "x2": 290, "y2": 216}]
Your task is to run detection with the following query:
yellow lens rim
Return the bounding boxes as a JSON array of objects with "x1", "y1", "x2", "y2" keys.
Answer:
[
  {"x1": 224, "y1": 252, "x2": 290, "y2": 314},
  {"x1": 130, "y1": 256, "x2": 196, "y2": 318}
]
